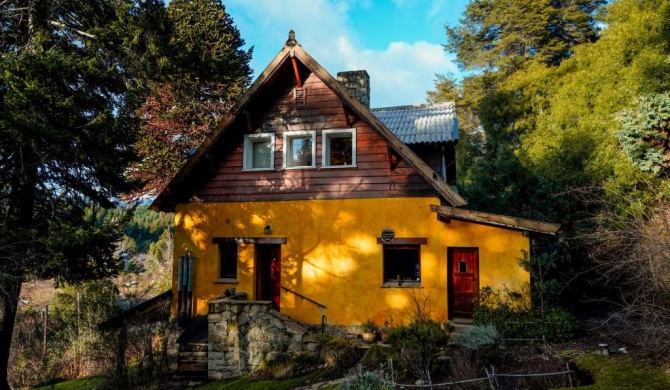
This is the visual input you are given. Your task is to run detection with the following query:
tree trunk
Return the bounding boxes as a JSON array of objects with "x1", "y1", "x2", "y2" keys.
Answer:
[
  {"x1": 0, "y1": 279, "x2": 23, "y2": 390},
  {"x1": 0, "y1": 140, "x2": 37, "y2": 390}
]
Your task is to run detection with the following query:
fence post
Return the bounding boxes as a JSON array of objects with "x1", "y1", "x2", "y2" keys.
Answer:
[
  {"x1": 492, "y1": 365, "x2": 500, "y2": 389},
  {"x1": 566, "y1": 362, "x2": 573, "y2": 388},
  {"x1": 485, "y1": 367, "x2": 496, "y2": 390}
]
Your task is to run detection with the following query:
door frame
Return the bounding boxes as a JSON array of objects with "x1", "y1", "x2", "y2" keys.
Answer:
[{"x1": 447, "y1": 247, "x2": 480, "y2": 319}]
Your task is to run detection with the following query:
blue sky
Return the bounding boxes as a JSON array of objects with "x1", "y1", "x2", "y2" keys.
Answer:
[{"x1": 225, "y1": 0, "x2": 469, "y2": 108}]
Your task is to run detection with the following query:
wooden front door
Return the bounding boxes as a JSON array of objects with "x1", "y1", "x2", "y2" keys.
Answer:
[
  {"x1": 255, "y1": 244, "x2": 281, "y2": 311},
  {"x1": 448, "y1": 248, "x2": 479, "y2": 318}
]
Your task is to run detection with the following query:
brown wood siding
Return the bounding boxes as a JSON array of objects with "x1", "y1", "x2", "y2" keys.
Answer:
[
  {"x1": 409, "y1": 143, "x2": 457, "y2": 186},
  {"x1": 190, "y1": 71, "x2": 436, "y2": 202}
]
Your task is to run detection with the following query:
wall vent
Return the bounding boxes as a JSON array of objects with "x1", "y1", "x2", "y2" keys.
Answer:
[
  {"x1": 295, "y1": 87, "x2": 306, "y2": 107},
  {"x1": 381, "y1": 228, "x2": 395, "y2": 241}
]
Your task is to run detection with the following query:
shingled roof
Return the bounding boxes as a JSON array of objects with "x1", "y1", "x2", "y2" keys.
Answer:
[{"x1": 372, "y1": 103, "x2": 458, "y2": 145}]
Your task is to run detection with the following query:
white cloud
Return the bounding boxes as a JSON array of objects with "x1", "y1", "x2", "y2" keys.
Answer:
[
  {"x1": 337, "y1": 39, "x2": 458, "y2": 107},
  {"x1": 226, "y1": 0, "x2": 459, "y2": 107}
]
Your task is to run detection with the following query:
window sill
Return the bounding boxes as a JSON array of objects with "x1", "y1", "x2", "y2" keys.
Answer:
[
  {"x1": 321, "y1": 164, "x2": 358, "y2": 169},
  {"x1": 242, "y1": 168, "x2": 274, "y2": 172},
  {"x1": 215, "y1": 278, "x2": 239, "y2": 284},
  {"x1": 381, "y1": 281, "x2": 423, "y2": 288},
  {"x1": 282, "y1": 166, "x2": 316, "y2": 170}
]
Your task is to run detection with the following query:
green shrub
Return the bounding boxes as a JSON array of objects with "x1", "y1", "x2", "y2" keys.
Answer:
[
  {"x1": 338, "y1": 366, "x2": 395, "y2": 390},
  {"x1": 454, "y1": 324, "x2": 500, "y2": 350},
  {"x1": 358, "y1": 345, "x2": 391, "y2": 371},
  {"x1": 386, "y1": 320, "x2": 450, "y2": 382},
  {"x1": 254, "y1": 352, "x2": 320, "y2": 380},
  {"x1": 320, "y1": 336, "x2": 362, "y2": 375},
  {"x1": 473, "y1": 303, "x2": 581, "y2": 342}
]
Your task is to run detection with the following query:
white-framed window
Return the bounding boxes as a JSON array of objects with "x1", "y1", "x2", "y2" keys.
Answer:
[
  {"x1": 283, "y1": 131, "x2": 316, "y2": 169},
  {"x1": 243, "y1": 133, "x2": 275, "y2": 171},
  {"x1": 322, "y1": 129, "x2": 356, "y2": 168}
]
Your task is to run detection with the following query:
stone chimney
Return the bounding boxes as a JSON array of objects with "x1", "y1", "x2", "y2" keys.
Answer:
[{"x1": 337, "y1": 70, "x2": 370, "y2": 108}]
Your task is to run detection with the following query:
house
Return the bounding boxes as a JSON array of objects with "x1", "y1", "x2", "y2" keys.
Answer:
[{"x1": 151, "y1": 31, "x2": 559, "y2": 332}]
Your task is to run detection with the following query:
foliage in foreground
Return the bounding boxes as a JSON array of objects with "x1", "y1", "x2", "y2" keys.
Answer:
[
  {"x1": 454, "y1": 324, "x2": 500, "y2": 351},
  {"x1": 338, "y1": 365, "x2": 395, "y2": 390},
  {"x1": 32, "y1": 375, "x2": 106, "y2": 390},
  {"x1": 473, "y1": 288, "x2": 582, "y2": 342},
  {"x1": 578, "y1": 184, "x2": 670, "y2": 353},
  {"x1": 196, "y1": 371, "x2": 323, "y2": 390},
  {"x1": 386, "y1": 319, "x2": 450, "y2": 384}
]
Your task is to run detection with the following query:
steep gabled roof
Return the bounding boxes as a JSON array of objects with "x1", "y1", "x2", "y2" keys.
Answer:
[
  {"x1": 151, "y1": 32, "x2": 467, "y2": 211},
  {"x1": 372, "y1": 103, "x2": 458, "y2": 145}
]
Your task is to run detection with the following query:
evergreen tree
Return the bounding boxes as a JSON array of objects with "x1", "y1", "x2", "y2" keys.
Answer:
[
  {"x1": 617, "y1": 93, "x2": 670, "y2": 175},
  {"x1": 130, "y1": 0, "x2": 253, "y2": 196},
  {"x1": 0, "y1": 1, "x2": 159, "y2": 388},
  {"x1": 436, "y1": 0, "x2": 604, "y2": 219},
  {"x1": 446, "y1": 0, "x2": 604, "y2": 71}
]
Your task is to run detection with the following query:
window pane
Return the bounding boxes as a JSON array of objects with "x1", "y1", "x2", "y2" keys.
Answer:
[
  {"x1": 329, "y1": 135, "x2": 352, "y2": 166},
  {"x1": 290, "y1": 137, "x2": 312, "y2": 166},
  {"x1": 220, "y1": 243, "x2": 238, "y2": 279},
  {"x1": 252, "y1": 140, "x2": 272, "y2": 168},
  {"x1": 383, "y1": 246, "x2": 420, "y2": 282}
]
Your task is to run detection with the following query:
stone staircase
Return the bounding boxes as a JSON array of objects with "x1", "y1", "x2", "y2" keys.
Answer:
[{"x1": 207, "y1": 296, "x2": 311, "y2": 380}]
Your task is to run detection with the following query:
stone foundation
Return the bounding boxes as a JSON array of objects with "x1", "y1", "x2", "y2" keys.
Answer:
[{"x1": 207, "y1": 295, "x2": 308, "y2": 379}]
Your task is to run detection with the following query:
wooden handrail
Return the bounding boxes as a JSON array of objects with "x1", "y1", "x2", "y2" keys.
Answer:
[{"x1": 280, "y1": 285, "x2": 326, "y2": 310}]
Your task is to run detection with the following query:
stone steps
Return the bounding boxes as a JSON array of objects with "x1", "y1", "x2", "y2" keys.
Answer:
[
  {"x1": 450, "y1": 321, "x2": 473, "y2": 338},
  {"x1": 269, "y1": 309, "x2": 308, "y2": 335}
]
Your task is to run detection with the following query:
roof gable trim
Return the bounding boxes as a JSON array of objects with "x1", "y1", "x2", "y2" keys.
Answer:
[{"x1": 430, "y1": 204, "x2": 560, "y2": 235}]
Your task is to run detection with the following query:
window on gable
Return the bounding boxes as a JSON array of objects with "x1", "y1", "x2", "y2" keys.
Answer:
[
  {"x1": 383, "y1": 245, "x2": 420, "y2": 284},
  {"x1": 243, "y1": 133, "x2": 275, "y2": 171},
  {"x1": 322, "y1": 129, "x2": 356, "y2": 167},
  {"x1": 219, "y1": 243, "x2": 238, "y2": 280},
  {"x1": 283, "y1": 131, "x2": 316, "y2": 168}
]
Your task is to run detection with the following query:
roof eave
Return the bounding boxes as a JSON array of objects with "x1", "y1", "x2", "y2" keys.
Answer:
[{"x1": 429, "y1": 204, "x2": 561, "y2": 235}]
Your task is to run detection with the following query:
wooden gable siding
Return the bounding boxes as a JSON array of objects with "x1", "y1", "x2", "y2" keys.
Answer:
[
  {"x1": 409, "y1": 143, "x2": 457, "y2": 186},
  {"x1": 189, "y1": 71, "x2": 436, "y2": 203}
]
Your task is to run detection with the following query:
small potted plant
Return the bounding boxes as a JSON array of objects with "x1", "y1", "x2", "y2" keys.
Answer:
[{"x1": 361, "y1": 319, "x2": 377, "y2": 343}]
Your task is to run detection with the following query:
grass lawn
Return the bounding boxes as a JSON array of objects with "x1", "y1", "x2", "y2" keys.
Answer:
[
  {"x1": 32, "y1": 375, "x2": 106, "y2": 390},
  {"x1": 556, "y1": 354, "x2": 670, "y2": 390},
  {"x1": 29, "y1": 372, "x2": 336, "y2": 390},
  {"x1": 195, "y1": 371, "x2": 328, "y2": 390}
]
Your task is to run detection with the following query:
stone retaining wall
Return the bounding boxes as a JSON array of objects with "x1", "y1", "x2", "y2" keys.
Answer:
[{"x1": 207, "y1": 296, "x2": 309, "y2": 379}]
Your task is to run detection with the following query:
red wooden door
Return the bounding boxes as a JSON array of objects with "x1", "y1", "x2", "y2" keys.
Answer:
[
  {"x1": 448, "y1": 248, "x2": 479, "y2": 318},
  {"x1": 256, "y1": 244, "x2": 281, "y2": 311}
]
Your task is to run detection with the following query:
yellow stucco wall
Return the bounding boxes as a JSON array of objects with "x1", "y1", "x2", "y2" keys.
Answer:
[{"x1": 172, "y1": 197, "x2": 530, "y2": 326}]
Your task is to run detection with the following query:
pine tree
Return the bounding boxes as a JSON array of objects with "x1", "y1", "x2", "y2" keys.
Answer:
[
  {"x1": 130, "y1": 0, "x2": 253, "y2": 196},
  {"x1": 0, "y1": 1, "x2": 158, "y2": 388},
  {"x1": 446, "y1": 0, "x2": 604, "y2": 71}
]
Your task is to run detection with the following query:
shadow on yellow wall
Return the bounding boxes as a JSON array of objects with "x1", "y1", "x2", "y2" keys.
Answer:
[{"x1": 172, "y1": 197, "x2": 530, "y2": 326}]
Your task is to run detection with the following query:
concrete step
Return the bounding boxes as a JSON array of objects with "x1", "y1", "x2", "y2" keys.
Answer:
[{"x1": 450, "y1": 321, "x2": 473, "y2": 337}]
